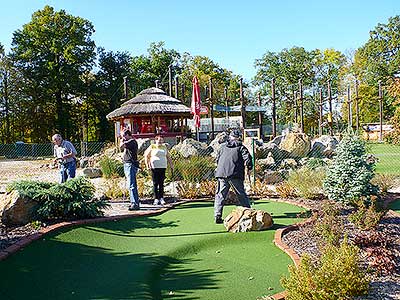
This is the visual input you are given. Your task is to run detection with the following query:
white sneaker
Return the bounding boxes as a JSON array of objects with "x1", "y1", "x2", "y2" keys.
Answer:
[
  {"x1": 153, "y1": 199, "x2": 160, "y2": 205},
  {"x1": 160, "y1": 198, "x2": 166, "y2": 205}
]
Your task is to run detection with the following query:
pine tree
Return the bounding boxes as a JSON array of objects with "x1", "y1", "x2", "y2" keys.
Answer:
[{"x1": 323, "y1": 131, "x2": 377, "y2": 204}]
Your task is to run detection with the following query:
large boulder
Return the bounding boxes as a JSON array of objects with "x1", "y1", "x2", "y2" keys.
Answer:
[
  {"x1": 82, "y1": 167, "x2": 103, "y2": 178},
  {"x1": 224, "y1": 207, "x2": 273, "y2": 232},
  {"x1": 262, "y1": 170, "x2": 285, "y2": 184},
  {"x1": 172, "y1": 138, "x2": 212, "y2": 158},
  {"x1": 209, "y1": 132, "x2": 229, "y2": 157},
  {"x1": 310, "y1": 135, "x2": 339, "y2": 158},
  {"x1": 279, "y1": 132, "x2": 311, "y2": 158},
  {"x1": 0, "y1": 190, "x2": 37, "y2": 225}
]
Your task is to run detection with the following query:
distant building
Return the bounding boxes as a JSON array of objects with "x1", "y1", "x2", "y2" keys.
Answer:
[{"x1": 362, "y1": 123, "x2": 393, "y2": 141}]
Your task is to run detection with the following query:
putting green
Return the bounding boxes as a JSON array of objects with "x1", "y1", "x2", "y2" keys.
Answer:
[
  {"x1": 0, "y1": 200, "x2": 305, "y2": 300},
  {"x1": 389, "y1": 199, "x2": 400, "y2": 213}
]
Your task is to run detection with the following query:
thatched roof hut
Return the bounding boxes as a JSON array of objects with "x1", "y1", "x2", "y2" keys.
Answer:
[
  {"x1": 107, "y1": 87, "x2": 191, "y2": 141},
  {"x1": 106, "y1": 87, "x2": 191, "y2": 120}
]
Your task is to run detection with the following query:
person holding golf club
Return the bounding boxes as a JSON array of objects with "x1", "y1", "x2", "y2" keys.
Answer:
[
  {"x1": 214, "y1": 129, "x2": 253, "y2": 224},
  {"x1": 144, "y1": 135, "x2": 174, "y2": 206}
]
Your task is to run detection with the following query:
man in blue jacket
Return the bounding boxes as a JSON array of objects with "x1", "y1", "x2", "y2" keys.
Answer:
[{"x1": 214, "y1": 129, "x2": 253, "y2": 224}]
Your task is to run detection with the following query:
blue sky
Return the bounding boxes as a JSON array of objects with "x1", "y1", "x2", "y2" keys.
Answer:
[{"x1": 0, "y1": 0, "x2": 399, "y2": 80}]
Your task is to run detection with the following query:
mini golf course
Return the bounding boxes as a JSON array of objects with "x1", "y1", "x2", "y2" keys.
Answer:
[{"x1": 0, "y1": 200, "x2": 305, "y2": 300}]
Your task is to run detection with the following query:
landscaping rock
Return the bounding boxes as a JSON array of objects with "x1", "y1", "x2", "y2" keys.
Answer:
[
  {"x1": 279, "y1": 132, "x2": 311, "y2": 158},
  {"x1": 279, "y1": 158, "x2": 298, "y2": 170},
  {"x1": 310, "y1": 135, "x2": 339, "y2": 158},
  {"x1": 79, "y1": 157, "x2": 90, "y2": 169},
  {"x1": 224, "y1": 207, "x2": 273, "y2": 232},
  {"x1": 172, "y1": 138, "x2": 212, "y2": 158},
  {"x1": 82, "y1": 167, "x2": 103, "y2": 178},
  {"x1": 270, "y1": 135, "x2": 284, "y2": 146},
  {"x1": 209, "y1": 132, "x2": 229, "y2": 157},
  {"x1": 0, "y1": 190, "x2": 37, "y2": 225}
]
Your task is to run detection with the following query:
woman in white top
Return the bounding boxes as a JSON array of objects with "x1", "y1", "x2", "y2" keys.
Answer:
[{"x1": 144, "y1": 135, "x2": 174, "y2": 205}]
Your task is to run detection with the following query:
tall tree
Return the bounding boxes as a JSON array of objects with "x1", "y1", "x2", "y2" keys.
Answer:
[{"x1": 11, "y1": 5, "x2": 96, "y2": 140}]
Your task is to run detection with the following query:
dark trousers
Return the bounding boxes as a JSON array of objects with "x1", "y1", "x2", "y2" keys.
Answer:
[
  {"x1": 151, "y1": 168, "x2": 166, "y2": 199},
  {"x1": 214, "y1": 178, "x2": 251, "y2": 218}
]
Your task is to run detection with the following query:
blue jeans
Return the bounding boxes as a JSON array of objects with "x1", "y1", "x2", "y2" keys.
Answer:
[
  {"x1": 124, "y1": 163, "x2": 140, "y2": 207},
  {"x1": 59, "y1": 161, "x2": 76, "y2": 184}
]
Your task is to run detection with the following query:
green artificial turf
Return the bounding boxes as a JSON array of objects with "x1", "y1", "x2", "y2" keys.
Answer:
[
  {"x1": 367, "y1": 143, "x2": 400, "y2": 175},
  {"x1": 389, "y1": 199, "x2": 400, "y2": 213},
  {"x1": 0, "y1": 200, "x2": 305, "y2": 300}
]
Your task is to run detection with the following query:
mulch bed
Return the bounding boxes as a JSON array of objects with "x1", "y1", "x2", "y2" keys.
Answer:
[{"x1": 281, "y1": 194, "x2": 400, "y2": 300}]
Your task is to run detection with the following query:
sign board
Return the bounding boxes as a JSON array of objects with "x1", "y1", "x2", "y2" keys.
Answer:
[
  {"x1": 214, "y1": 104, "x2": 268, "y2": 112},
  {"x1": 243, "y1": 128, "x2": 260, "y2": 140},
  {"x1": 200, "y1": 106, "x2": 209, "y2": 115}
]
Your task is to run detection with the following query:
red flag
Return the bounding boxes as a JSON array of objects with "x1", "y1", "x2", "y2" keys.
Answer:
[{"x1": 191, "y1": 76, "x2": 201, "y2": 128}]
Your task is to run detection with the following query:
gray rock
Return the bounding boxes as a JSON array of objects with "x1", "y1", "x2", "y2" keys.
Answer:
[
  {"x1": 270, "y1": 135, "x2": 284, "y2": 146},
  {"x1": 172, "y1": 138, "x2": 212, "y2": 158},
  {"x1": 263, "y1": 170, "x2": 285, "y2": 184},
  {"x1": 279, "y1": 158, "x2": 298, "y2": 170},
  {"x1": 79, "y1": 157, "x2": 89, "y2": 169},
  {"x1": 83, "y1": 167, "x2": 103, "y2": 178},
  {"x1": 0, "y1": 190, "x2": 37, "y2": 225},
  {"x1": 310, "y1": 135, "x2": 339, "y2": 158},
  {"x1": 209, "y1": 132, "x2": 229, "y2": 157},
  {"x1": 279, "y1": 132, "x2": 311, "y2": 158}
]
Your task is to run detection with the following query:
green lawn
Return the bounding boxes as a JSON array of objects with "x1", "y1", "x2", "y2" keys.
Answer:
[
  {"x1": 0, "y1": 200, "x2": 305, "y2": 300},
  {"x1": 367, "y1": 143, "x2": 400, "y2": 175}
]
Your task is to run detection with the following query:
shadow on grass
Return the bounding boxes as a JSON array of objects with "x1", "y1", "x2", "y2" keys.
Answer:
[
  {"x1": 85, "y1": 226, "x2": 227, "y2": 238},
  {"x1": 0, "y1": 239, "x2": 224, "y2": 300}
]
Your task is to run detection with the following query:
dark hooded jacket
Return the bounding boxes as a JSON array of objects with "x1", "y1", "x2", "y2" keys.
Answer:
[{"x1": 215, "y1": 140, "x2": 253, "y2": 179}]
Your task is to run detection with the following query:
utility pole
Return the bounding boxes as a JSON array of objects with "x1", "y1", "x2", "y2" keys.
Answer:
[
  {"x1": 379, "y1": 81, "x2": 383, "y2": 142},
  {"x1": 299, "y1": 79, "x2": 304, "y2": 133},
  {"x1": 168, "y1": 65, "x2": 173, "y2": 96},
  {"x1": 347, "y1": 85, "x2": 352, "y2": 128},
  {"x1": 271, "y1": 78, "x2": 276, "y2": 138},
  {"x1": 258, "y1": 92, "x2": 263, "y2": 138},
  {"x1": 240, "y1": 78, "x2": 246, "y2": 129},
  {"x1": 355, "y1": 79, "x2": 360, "y2": 131},
  {"x1": 224, "y1": 86, "x2": 229, "y2": 120},
  {"x1": 123, "y1": 76, "x2": 129, "y2": 100},
  {"x1": 174, "y1": 75, "x2": 179, "y2": 99},
  {"x1": 209, "y1": 78, "x2": 214, "y2": 140},
  {"x1": 327, "y1": 80, "x2": 333, "y2": 136},
  {"x1": 319, "y1": 88, "x2": 323, "y2": 136}
]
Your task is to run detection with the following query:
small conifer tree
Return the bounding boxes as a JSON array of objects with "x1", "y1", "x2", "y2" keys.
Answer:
[{"x1": 323, "y1": 131, "x2": 377, "y2": 204}]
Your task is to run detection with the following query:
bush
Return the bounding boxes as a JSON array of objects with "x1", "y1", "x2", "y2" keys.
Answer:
[
  {"x1": 288, "y1": 167, "x2": 326, "y2": 199},
  {"x1": 281, "y1": 237, "x2": 369, "y2": 300},
  {"x1": 349, "y1": 196, "x2": 385, "y2": 230},
  {"x1": 275, "y1": 182, "x2": 297, "y2": 198},
  {"x1": 323, "y1": 131, "x2": 378, "y2": 205},
  {"x1": 99, "y1": 156, "x2": 124, "y2": 178},
  {"x1": 313, "y1": 200, "x2": 344, "y2": 245},
  {"x1": 9, "y1": 177, "x2": 109, "y2": 220},
  {"x1": 168, "y1": 155, "x2": 215, "y2": 183},
  {"x1": 371, "y1": 173, "x2": 398, "y2": 194},
  {"x1": 305, "y1": 157, "x2": 327, "y2": 170}
]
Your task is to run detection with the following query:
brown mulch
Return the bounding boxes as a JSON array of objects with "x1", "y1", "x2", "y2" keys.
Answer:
[{"x1": 281, "y1": 194, "x2": 400, "y2": 300}]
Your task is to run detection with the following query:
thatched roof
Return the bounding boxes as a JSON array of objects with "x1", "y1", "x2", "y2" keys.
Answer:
[{"x1": 106, "y1": 87, "x2": 191, "y2": 120}]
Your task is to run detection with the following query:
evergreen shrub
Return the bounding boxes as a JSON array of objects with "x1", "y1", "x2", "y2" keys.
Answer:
[
  {"x1": 99, "y1": 156, "x2": 124, "y2": 178},
  {"x1": 323, "y1": 131, "x2": 378, "y2": 204},
  {"x1": 8, "y1": 177, "x2": 108, "y2": 220}
]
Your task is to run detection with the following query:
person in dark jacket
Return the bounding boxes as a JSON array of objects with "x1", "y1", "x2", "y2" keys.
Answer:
[
  {"x1": 214, "y1": 129, "x2": 253, "y2": 223},
  {"x1": 120, "y1": 129, "x2": 140, "y2": 211}
]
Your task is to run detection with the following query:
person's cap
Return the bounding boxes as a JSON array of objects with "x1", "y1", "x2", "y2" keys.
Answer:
[{"x1": 230, "y1": 129, "x2": 242, "y2": 139}]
